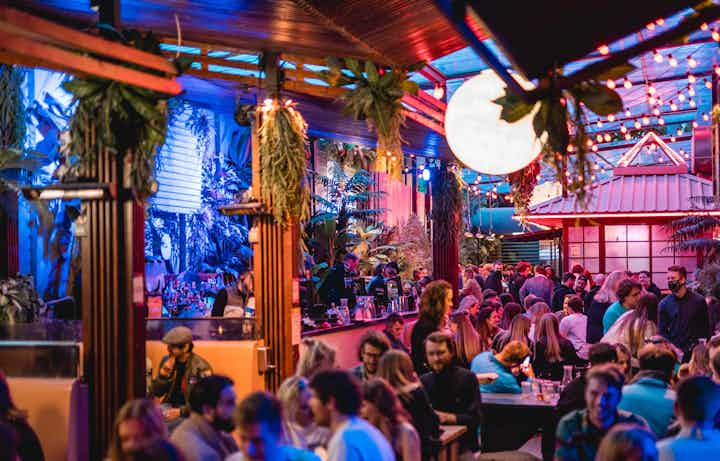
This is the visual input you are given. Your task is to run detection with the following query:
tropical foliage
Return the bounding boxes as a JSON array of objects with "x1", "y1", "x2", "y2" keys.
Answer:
[
  {"x1": 0, "y1": 274, "x2": 45, "y2": 324},
  {"x1": 460, "y1": 227, "x2": 502, "y2": 266},
  {"x1": 258, "y1": 99, "x2": 310, "y2": 227},
  {"x1": 494, "y1": 63, "x2": 633, "y2": 209},
  {"x1": 62, "y1": 29, "x2": 191, "y2": 202},
  {"x1": 431, "y1": 162, "x2": 463, "y2": 244},
  {"x1": 0, "y1": 65, "x2": 25, "y2": 150},
  {"x1": 318, "y1": 58, "x2": 423, "y2": 181},
  {"x1": 319, "y1": 138, "x2": 377, "y2": 171}
]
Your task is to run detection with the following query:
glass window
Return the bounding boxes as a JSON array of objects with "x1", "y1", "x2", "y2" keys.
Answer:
[
  {"x1": 568, "y1": 244, "x2": 583, "y2": 258},
  {"x1": 605, "y1": 225, "x2": 627, "y2": 242},
  {"x1": 568, "y1": 226, "x2": 583, "y2": 243},
  {"x1": 651, "y1": 225, "x2": 671, "y2": 241},
  {"x1": 627, "y1": 225, "x2": 649, "y2": 241},
  {"x1": 628, "y1": 258, "x2": 649, "y2": 272},
  {"x1": 652, "y1": 273, "x2": 667, "y2": 289},
  {"x1": 584, "y1": 258, "x2": 600, "y2": 273},
  {"x1": 583, "y1": 243, "x2": 599, "y2": 258},
  {"x1": 627, "y1": 241, "x2": 649, "y2": 257},
  {"x1": 605, "y1": 241, "x2": 627, "y2": 258},
  {"x1": 583, "y1": 226, "x2": 600, "y2": 242},
  {"x1": 605, "y1": 258, "x2": 627, "y2": 272},
  {"x1": 652, "y1": 257, "x2": 675, "y2": 273}
]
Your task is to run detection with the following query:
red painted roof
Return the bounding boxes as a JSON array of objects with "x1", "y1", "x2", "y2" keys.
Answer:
[{"x1": 529, "y1": 173, "x2": 715, "y2": 216}]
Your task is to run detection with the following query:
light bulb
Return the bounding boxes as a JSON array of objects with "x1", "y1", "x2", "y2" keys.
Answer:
[
  {"x1": 703, "y1": 112, "x2": 710, "y2": 121},
  {"x1": 625, "y1": 133, "x2": 632, "y2": 140},
  {"x1": 689, "y1": 98, "x2": 696, "y2": 108},
  {"x1": 625, "y1": 108, "x2": 632, "y2": 117},
  {"x1": 597, "y1": 120, "x2": 603, "y2": 128},
  {"x1": 713, "y1": 28, "x2": 720, "y2": 41},
  {"x1": 596, "y1": 134, "x2": 603, "y2": 142},
  {"x1": 643, "y1": 115, "x2": 650, "y2": 125},
  {"x1": 653, "y1": 107, "x2": 661, "y2": 116},
  {"x1": 598, "y1": 45, "x2": 610, "y2": 55},
  {"x1": 658, "y1": 117, "x2": 665, "y2": 125},
  {"x1": 656, "y1": 18, "x2": 665, "y2": 26},
  {"x1": 688, "y1": 73, "x2": 696, "y2": 84},
  {"x1": 620, "y1": 123, "x2": 627, "y2": 133},
  {"x1": 623, "y1": 77, "x2": 632, "y2": 89},
  {"x1": 668, "y1": 54, "x2": 678, "y2": 67},
  {"x1": 606, "y1": 79, "x2": 616, "y2": 89},
  {"x1": 693, "y1": 120, "x2": 699, "y2": 128},
  {"x1": 608, "y1": 114, "x2": 615, "y2": 122},
  {"x1": 647, "y1": 23, "x2": 656, "y2": 31},
  {"x1": 653, "y1": 50, "x2": 663, "y2": 62},
  {"x1": 688, "y1": 86, "x2": 695, "y2": 96},
  {"x1": 592, "y1": 145, "x2": 598, "y2": 152},
  {"x1": 634, "y1": 120, "x2": 641, "y2": 129},
  {"x1": 670, "y1": 136, "x2": 676, "y2": 142},
  {"x1": 701, "y1": 22, "x2": 709, "y2": 31},
  {"x1": 604, "y1": 133, "x2": 612, "y2": 142},
  {"x1": 706, "y1": 79, "x2": 713, "y2": 89},
  {"x1": 677, "y1": 127, "x2": 683, "y2": 135},
  {"x1": 678, "y1": 92, "x2": 686, "y2": 102},
  {"x1": 688, "y1": 56, "x2": 697, "y2": 68},
  {"x1": 433, "y1": 85, "x2": 444, "y2": 99},
  {"x1": 670, "y1": 100, "x2": 677, "y2": 111},
  {"x1": 586, "y1": 139, "x2": 593, "y2": 147},
  {"x1": 648, "y1": 95, "x2": 656, "y2": 105},
  {"x1": 648, "y1": 84, "x2": 656, "y2": 95}
]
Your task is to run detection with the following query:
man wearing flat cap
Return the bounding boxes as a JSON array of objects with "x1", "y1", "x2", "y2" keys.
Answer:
[{"x1": 151, "y1": 326, "x2": 212, "y2": 424}]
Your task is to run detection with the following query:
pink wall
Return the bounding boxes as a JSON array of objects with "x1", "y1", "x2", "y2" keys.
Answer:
[{"x1": 376, "y1": 172, "x2": 427, "y2": 227}]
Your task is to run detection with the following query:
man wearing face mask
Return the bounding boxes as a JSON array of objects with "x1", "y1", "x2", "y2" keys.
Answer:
[
  {"x1": 172, "y1": 375, "x2": 239, "y2": 460},
  {"x1": 151, "y1": 326, "x2": 213, "y2": 423},
  {"x1": 659, "y1": 265, "x2": 710, "y2": 361}
]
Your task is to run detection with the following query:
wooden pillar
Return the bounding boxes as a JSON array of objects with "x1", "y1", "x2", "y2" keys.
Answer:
[
  {"x1": 0, "y1": 191, "x2": 19, "y2": 277},
  {"x1": 252, "y1": 52, "x2": 298, "y2": 391},
  {"x1": 431, "y1": 161, "x2": 460, "y2": 299},
  {"x1": 81, "y1": 150, "x2": 145, "y2": 459}
]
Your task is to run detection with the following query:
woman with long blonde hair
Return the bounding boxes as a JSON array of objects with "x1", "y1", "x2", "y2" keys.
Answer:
[
  {"x1": 587, "y1": 270, "x2": 629, "y2": 343},
  {"x1": 532, "y1": 314, "x2": 580, "y2": 380},
  {"x1": 377, "y1": 350, "x2": 440, "y2": 460},
  {"x1": 296, "y1": 338, "x2": 336, "y2": 378},
  {"x1": 602, "y1": 293, "x2": 658, "y2": 358},
  {"x1": 107, "y1": 399, "x2": 175, "y2": 461},
  {"x1": 276, "y1": 375, "x2": 330, "y2": 452},
  {"x1": 449, "y1": 311, "x2": 481, "y2": 367}
]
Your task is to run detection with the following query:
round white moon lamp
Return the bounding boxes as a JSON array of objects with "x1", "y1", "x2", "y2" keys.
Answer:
[{"x1": 445, "y1": 71, "x2": 540, "y2": 175}]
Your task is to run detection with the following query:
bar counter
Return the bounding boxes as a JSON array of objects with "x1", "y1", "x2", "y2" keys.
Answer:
[{"x1": 301, "y1": 310, "x2": 418, "y2": 369}]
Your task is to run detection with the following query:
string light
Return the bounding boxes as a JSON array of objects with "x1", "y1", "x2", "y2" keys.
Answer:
[
  {"x1": 647, "y1": 23, "x2": 656, "y2": 31},
  {"x1": 606, "y1": 79, "x2": 616, "y2": 89},
  {"x1": 603, "y1": 133, "x2": 611, "y2": 142},
  {"x1": 648, "y1": 95, "x2": 657, "y2": 105},
  {"x1": 687, "y1": 73, "x2": 696, "y2": 84},
  {"x1": 670, "y1": 136, "x2": 676, "y2": 142},
  {"x1": 647, "y1": 84, "x2": 656, "y2": 95},
  {"x1": 677, "y1": 127, "x2": 683, "y2": 136},
  {"x1": 653, "y1": 107, "x2": 661, "y2": 116},
  {"x1": 596, "y1": 134, "x2": 603, "y2": 142},
  {"x1": 703, "y1": 112, "x2": 710, "y2": 121},
  {"x1": 656, "y1": 18, "x2": 665, "y2": 26},
  {"x1": 668, "y1": 54, "x2": 678, "y2": 67},
  {"x1": 687, "y1": 56, "x2": 698, "y2": 68},
  {"x1": 625, "y1": 133, "x2": 632, "y2": 140},
  {"x1": 713, "y1": 28, "x2": 720, "y2": 41},
  {"x1": 658, "y1": 117, "x2": 665, "y2": 125},
  {"x1": 433, "y1": 85, "x2": 444, "y2": 99},
  {"x1": 592, "y1": 145, "x2": 598, "y2": 152},
  {"x1": 670, "y1": 100, "x2": 678, "y2": 111},
  {"x1": 620, "y1": 123, "x2": 627, "y2": 133},
  {"x1": 608, "y1": 114, "x2": 615, "y2": 122},
  {"x1": 623, "y1": 77, "x2": 632, "y2": 88},
  {"x1": 689, "y1": 98, "x2": 696, "y2": 108},
  {"x1": 688, "y1": 86, "x2": 695, "y2": 96},
  {"x1": 653, "y1": 50, "x2": 663, "y2": 62},
  {"x1": 706, "y1": 79, "x2": 713, "y2": 89},
  {"x1": 634, "y1": 120, "x2": 641, "y2": 129},
  {"x1": 596, "y1": 120, "x2": 603, "y2": 128},
  {"x1": 693, "y1": 120, "x2": 699, "y2": 128},
  {"x1": 678, "y1": 92, "x2": 686, "y2": 102},
  {"x1": 598, "y1": 45, "x2": 610, "y2": 55}
]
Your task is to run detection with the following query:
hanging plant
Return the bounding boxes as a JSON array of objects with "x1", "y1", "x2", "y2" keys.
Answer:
[
  {"x1": 318, "y1": 58, "x2": 424, "y2": 181},
  {"x1": 494, "y1": 63, "x2": 633, "y2": 207},
  {"x1": 0, "y1": 65, "x2": 26, "y2": 150},
  {"x1": 0, "y1": 274, "x2": 45, "y2": 324},
  {"x1": 322, "y1": 139, "x2": 377, "y2": 171},
  {"x1": 431, "y1": 162, "x2": 463, "y2": 244},
  {"x1": 62, "y1": 29, "x2": 191, "y2": 203},
  {"x1": 258, "y1": 99, "x2": 310, "y2": 227},
  {"x1": 507, "y1": 159, "x2": 541, "y2": 217}
]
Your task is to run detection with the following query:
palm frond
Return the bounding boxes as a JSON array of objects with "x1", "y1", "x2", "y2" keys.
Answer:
[{"x1": 667, "y1": 238, "x2": 720, "y2": 253}]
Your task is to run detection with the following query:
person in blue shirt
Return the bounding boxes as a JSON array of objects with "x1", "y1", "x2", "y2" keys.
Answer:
[
  {"x1": 231, "y1": 391, "x2": 320, "y2": 461},
  {"x1": 603, "y1": 279, "x2": 642, "y2": 334},
  {"x1": 656, "y1": 376, "x2": 720, "y2": 461},
  {"x1": 470, "y1": 340, "x2": 531, "y2": 394},
  {"x1": 619, "y1": 345, "x2": 677, "y2": 438}
]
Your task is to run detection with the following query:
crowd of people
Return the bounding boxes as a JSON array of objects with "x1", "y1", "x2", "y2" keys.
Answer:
[{"x1": 3, "y1": 261, "x2": 720, "y2": 461}]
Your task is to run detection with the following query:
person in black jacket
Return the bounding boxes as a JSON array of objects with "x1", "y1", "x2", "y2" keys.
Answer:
[
  {"x1": 378, "y1": 350, "x2": 440, "y2": 461},
  {"x1": 421, "y1": 331, "x2": 482, "y2": 456},
  {"x1": 510, "y1": 261, "x2": 532, "y2": 305},
  {"x1": 366, "y1": 263, "x2": 388, "y2": 308},
  {"x1": 411, "y1": 280, "x2": 453, "y2": 376},
  {"x1": 319, "y1": 253, "x2": 360, "y2": 309},
  {"x1": 551, "y1": 273, "x2": 576, "y2": 313},
  {"x1": 483, "y1": 261, "x2": 504, "y2": 294},
  {"x1": 638, "y1": 270, "x2": 662, "y2": 300},
  {"x1": 532, "y1": 313, "x2": 581, "y2": 381}
]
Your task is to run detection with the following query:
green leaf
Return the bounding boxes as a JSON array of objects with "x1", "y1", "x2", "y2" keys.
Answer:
[
  {"x1": 494, "y1": 89, "x2": 536, "y2": 123},
  {"x1": 400, "y1": 80, "x2": 419, "y2": 95},
  {"x1": 545, "y1": 98, "x2": 569, "y2": 153},
  {"x1": 406, "y1": 61, "x2": 427, "y2": 73},
  {"x1": 573, "y1": 83, "x2": 623, "y2": 116},
  {"x1": 345, "y1": 58, "x2": 362, "y2": 78},
  {"x1": 595, "y1": 62, "x2": 636, "y2": 82},
  {"x1": 533, "y1": 100, "x2": 550, "y2": 138},
  {"x1": 365, "y1": 60, "x2": 379, "y2": 85}
]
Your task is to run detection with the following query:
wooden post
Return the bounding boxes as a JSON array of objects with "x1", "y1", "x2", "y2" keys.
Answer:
[
  {"x1": 431, "y1": 161, "x2": 460, "y2": 300},
  {"x1": 252, "y1": 52, "x2": 298, "y2": 391},
  {"x1": 81, "y1": 150, "x2": 145, "y2": 458},
  {"x1": 0, "y1": 191, "x2": 19, "y2": 277}
]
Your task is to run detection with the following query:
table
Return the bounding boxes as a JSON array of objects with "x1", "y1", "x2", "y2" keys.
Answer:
[
  {"x1": 481, "y1": 392, "x2": 559, "y2": 456},
  {"x1": 439, "y1": 425, "x2": 467, "y2": 461}
]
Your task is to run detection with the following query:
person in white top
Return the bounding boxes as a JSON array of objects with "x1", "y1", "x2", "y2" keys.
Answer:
[
  {"x1": 559, "y1": 295, "x2": 589, "y2": 360},
  {"x1": 309, "y1": 369, "x2": 395, "y2": 461},
  {"x1": 656, "y1": 376, "x2": 720, "y2": 461}
]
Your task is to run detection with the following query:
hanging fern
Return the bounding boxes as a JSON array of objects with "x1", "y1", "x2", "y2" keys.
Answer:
[
  {"x1": 0, "y1": 65, "x2": 25, "y2": 150},
  {"x1": 318, "y1": 58, "x2": 424, "y2": 181},
  {"x1": 431, "y1": 162, "x2": 463, "y2": 244},
  {"x1": 62, "y1": 29, "x2": 191, "y2": 203},
  {"x1": 258, "y1": 100, "x2": 310, "y2": 227}
]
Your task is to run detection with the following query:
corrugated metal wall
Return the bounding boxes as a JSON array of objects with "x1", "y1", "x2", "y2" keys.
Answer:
[
  {"x1": 152, "y1": 111, "x2": 205, "y2": 214},
  {"x1": 501, "y1": 240, "x2": 540, "y2": 264}
]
